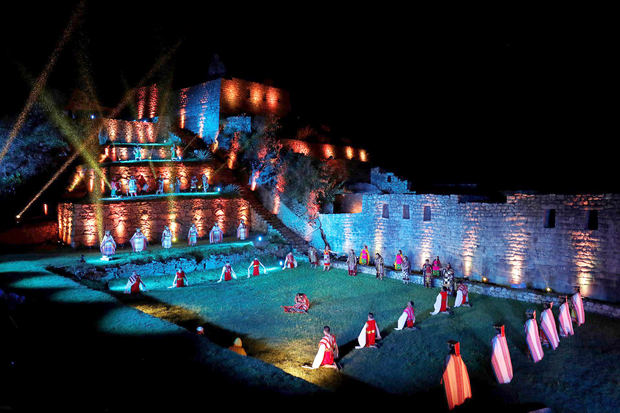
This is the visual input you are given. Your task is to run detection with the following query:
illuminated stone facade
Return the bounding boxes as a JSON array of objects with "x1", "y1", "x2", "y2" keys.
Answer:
[
  {"x1": 260, "y1": 191, "x2": 620, "y2": 302},
  {"x1": 58, "y1": 197, "x2": 251, "y2": 248}
]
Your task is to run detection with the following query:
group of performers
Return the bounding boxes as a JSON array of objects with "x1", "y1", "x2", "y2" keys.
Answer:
[
  {"x1": 107, "y1": 172, "x2": 211, "y2": 198},
  {"x1": 99, "y1": 220, "x2": 249, "y2": 258}
]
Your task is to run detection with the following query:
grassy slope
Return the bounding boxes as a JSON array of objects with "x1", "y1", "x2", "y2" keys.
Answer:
[{"x1": 115, "y1": 262, "x2": 620, "y2": 412}]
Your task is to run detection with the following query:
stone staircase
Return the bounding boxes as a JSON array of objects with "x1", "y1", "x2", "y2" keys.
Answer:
[{"x1": 240, "y1": 187, "x2": 310, "y2": 253}]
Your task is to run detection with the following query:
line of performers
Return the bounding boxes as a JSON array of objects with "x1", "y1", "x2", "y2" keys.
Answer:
[
  {"x1": 304, "y1": 285, "x2": 586, "y2": 410},
  {"x1": 108, "y1": 172, "x2": 211, "y2": 198},
  {"x1": 99, "y1": 220, "x2": 249, "y2": 259}
]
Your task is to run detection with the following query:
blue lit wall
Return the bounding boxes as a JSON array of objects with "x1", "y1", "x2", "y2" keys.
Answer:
[{"x1": 177, "y1": 79, "x2": 221, "y2": 144}]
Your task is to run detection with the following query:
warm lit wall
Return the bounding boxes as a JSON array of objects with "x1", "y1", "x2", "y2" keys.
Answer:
[
  {"x1": 220, "y1": 78, "x2": 290, "y2": 118},
  {"x1": 58, "y1": 197, "x2": 251, "y2": 248},
  {"x1": 99, "y1": 119, "x2": 160, "y2": 144},
  {"x1": 280, "y1": 139, "x2": 369, "y2": 162}
]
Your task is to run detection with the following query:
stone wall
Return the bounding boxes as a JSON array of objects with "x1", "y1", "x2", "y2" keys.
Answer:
[
  {"x1": 58, "y1": 197, "x2": 251, "y2": 248},
  {"x1": 315, "y1": 193, "x2": 620, "y2": 303},
  {"x1": 370, "y1": 167, "x2": 409, "y2": 193},
  {"x1": 281, "y1": 139, "x2": 369, "y2": 163}
]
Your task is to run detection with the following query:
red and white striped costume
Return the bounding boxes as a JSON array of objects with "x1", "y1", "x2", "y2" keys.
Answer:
[
  {"x1": 323, "y1": 249, "x2": 331, "y2": 268},
  {"x1": 396, "y1": 306, "x2": 415, "y2": 330},
  {"x1": 571, "y1": 291, "x2": 585, "y2": 326},
  {"x1": 209, "y1": 224, "x2": 223, "y2": 244},
  {"x1": 442, "y1": 342, "x2": 472, "y2": 410},
  {"x1": 540, "y1": 308, "x2": 560, "y2": 350},
  {"x1": 558, "y1": 301, "x2": 574, "y2": 337},
  {"x1": 525, "y1": 316, "x2": 544, "y2": 363},
  {"x1": 100, "y1": 233, "x2": 116, "y2": 258},
  {"x1": 282, "y1": 294, "x2": 310, "y2": 313},
  {"x1": 491, "y1": 326, "x2": 513, "y2": 384},
  {"x1": 130, "y1": 230, "x2": 147, "y2": 252},
  {"x1": 312, "y1": 334, "x2": 337, "y2": 368}
]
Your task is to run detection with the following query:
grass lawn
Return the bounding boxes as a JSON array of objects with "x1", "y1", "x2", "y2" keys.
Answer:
[{"x1": 103, "y1": 261, "x2": 620, "y2": 412}]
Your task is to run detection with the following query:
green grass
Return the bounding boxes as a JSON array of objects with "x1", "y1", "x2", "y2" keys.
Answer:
[{"x1": 106, "y1": 261, "x2": 620, "y2": 411}]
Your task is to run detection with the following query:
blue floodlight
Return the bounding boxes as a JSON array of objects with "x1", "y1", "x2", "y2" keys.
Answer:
[
  {"x1": 258, "y1": 236, "x2": 263, "y2": 241},
  {"x1": 279, "y1": 260, "x2": 283, "y2": 266}
]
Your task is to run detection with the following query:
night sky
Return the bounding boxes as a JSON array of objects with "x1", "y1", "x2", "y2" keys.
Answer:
[{"x1": 1, "y1": 2, "x2": 615, "y2": 193}]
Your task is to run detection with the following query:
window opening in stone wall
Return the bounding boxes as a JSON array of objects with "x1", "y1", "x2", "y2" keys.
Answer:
[
  {"x1": 382, "y1": 204, "x2": 389, "y2": 218},
  {"x1": 544, "y1": 209, "x2": 556, "y2": 228},
  {"x1": 387, "y1": 176, "x2": 392, "y2": 182},
  {"x1": 245, "y1": 89, "x2": 251, "y2": 99},
  {"x1": 423, "y1": 206, "x2": 431, "y2": 221},
  {"x1": 403, "y1": 205, "x2": 410, "y2": 219},
  {"x1": 587, "y1": 210, "x2": 598, "y2": 230}
]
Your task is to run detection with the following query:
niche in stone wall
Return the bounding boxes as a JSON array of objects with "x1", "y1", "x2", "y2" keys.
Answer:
[
  {"x1": 544, "y1": 209, "x2": 556, "y2": 228},
  {"x1": 587, "y1": 210, "x2": 598, "y2": 230},
  {"x1": 423, "y1": 206, "x2": 431, "y2": 221},
  {"x1": 382, "y1": 204, "x2": 389, "y2": 218},
  {"x1": 403, "y1": 205, "x2": 410, "y2": 219}
]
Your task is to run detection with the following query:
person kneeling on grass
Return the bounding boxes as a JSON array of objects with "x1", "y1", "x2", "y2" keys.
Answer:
[
  {"x1": 282, "y1": 293, "x2": 310, "y2": 313},
  {"x1": 171, "y1": 268, "x2": 188, "y2": 288},
  {"x1": 454, "y1": 281, "x2": 471, "y2": 307},
  {"x1": 248, "y1": 257, "x2": 266, "y2": 278},
  {"x1": 430, "y1": 287, "x2": 450, "y2": 315},
  {"x1": 217, "y1": 262, "x2": 237, "y2": 283},
  {"x1": 395, "y1": 301, "x2": 417, "y2": 330},
  {"x1": 355, "y1": 312, "x2": 382, "y2": 348},
  {"x1": 125, "y1": 271, "x2": 147, "y2": 294},
  {"x1": 283, "y1": 252, "x2": 297, "y2": 269},
  {"x1": 304, "y1": 326, "x2": 340, "y2": 370}
]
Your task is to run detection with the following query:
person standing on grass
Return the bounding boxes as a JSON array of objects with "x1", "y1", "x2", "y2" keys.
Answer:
[
  {"x1": 395, "y1": 301, "x2": 416, "y2": 330},
  {"x1": 130, "y1": 228, "x2": 147, "y2": 252},
  {"x1": 355, "y1": 312, "x2": 382, "y2": 348},
  {"x1": 171, "y1": 268, "x2": 188, "y2": 288},
  {"x1": 161, "y1": 225, "x2": 173, "y2": 249},
  {"x1": 375, "y1": 253, "x2": 385, "y2": 280},
  {"x1": 209, "y1": 223, "x2": 223, "y2": 244},
  {"x1": 442, "y1": 340, "x2": 472, "y2": 410},
  {"x1": 558, "y1": 295, "x2": 574, "y2": 337},
  {"x1": 571, "y1": 285, "x2": 585, "y2": 326},
  {"x1": 358, "y1": 245, "x2": 370, "y2": 266},
  {"x1": 306, "y1": 326, "x2": 340, "y2": 370},
  {"x1": 442, "y1": 264, "x2": 456, "y2": 295},
  {"x1": 432, "y1": 256, "x2": 442, "y2": 278},
  {"x1": 237, "y1": 219, "x2": 248, "y2": 240},
  {"x1": 217, "y1": 262, "x2": 237, "y2": 282},
  {"x1": 524, "y1": 309, "x2": 544, "y2": 363},
  {"x1": 308, "y1": 246, "x2": 319, "y2": 268},
  {"x1": 247, "y1": 257, "x2": 266, "y2": 277},
  {"x1": 347, "y1": 249, "x2": 357, "y2": 276},
  {"x1": 401, "y1": 255, "x2": 411, "y2": 284},
  {"x1": 125, "y1": 271, "x2": 147, "y2": 294},
  {"x1": 491, "y1": 324, "x2": 513, "y2": 384},
  {"x1": 394, "y1": 250, "x2": 404, "y2": 271},
  {"x1": 422, "y1": 259, "x2": 433, "y2": 288},
  {"x1": 322, "y1": 247, "x2": 331, "y2": 271},
  {"x1": 100, "y1": 230, "x2": 116, "y2": 260},
  {"x1": 539, "y1": 302, "x2": 560, "y2": 350}
]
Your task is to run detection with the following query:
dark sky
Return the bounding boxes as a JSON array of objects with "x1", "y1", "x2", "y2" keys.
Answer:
[{"x1": 1, "y1": 2, "x2": 615, "y2": 193}]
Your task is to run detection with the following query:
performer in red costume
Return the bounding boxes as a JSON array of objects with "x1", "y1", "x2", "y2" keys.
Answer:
[
  {"x1": 356, "y1": 313, "x2": 382, "y2": 348},
  {"x1": 525, "y1": 309, "x2": 544, "y2": 363},
  {"x1": 282, "y1": 293, "x2": 310, "y2": 313},
  {"x1": 431, "y1": 287, "x2": 450, "y2": 315},
  {"x1": 217, "y1": 262, "x2": 237, "y2": 282},
  {"x1": 454, "y1": 281, "x2": 470, "y2": 307},
  {"x1": 282, "y1": 252, "x2": 297, "y2": 269},
  {"x1": 247, "y1": 257, "x2": 266, "y2": 278},
  {"x1": 395, "y1": 301, "x2": 416, "y2": 330},
  {"x1": 322, "y1": 247, "x2": 331, "y2": 272},
  {"x1": 171, "y1": 268, "x2": 188, "y2": 288},
  {"x1": 441, "y1": 340, "x2": 472, "y2": 410},
  {"x1": 124, "y1": 271, "x2": 147, "y2": 294},
  {"x1": 305, "y1": 326, "x2": 339, "y2": 370},
  {"x1": 491, "y1": 324, "x2": 513, "y2": 384}
]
